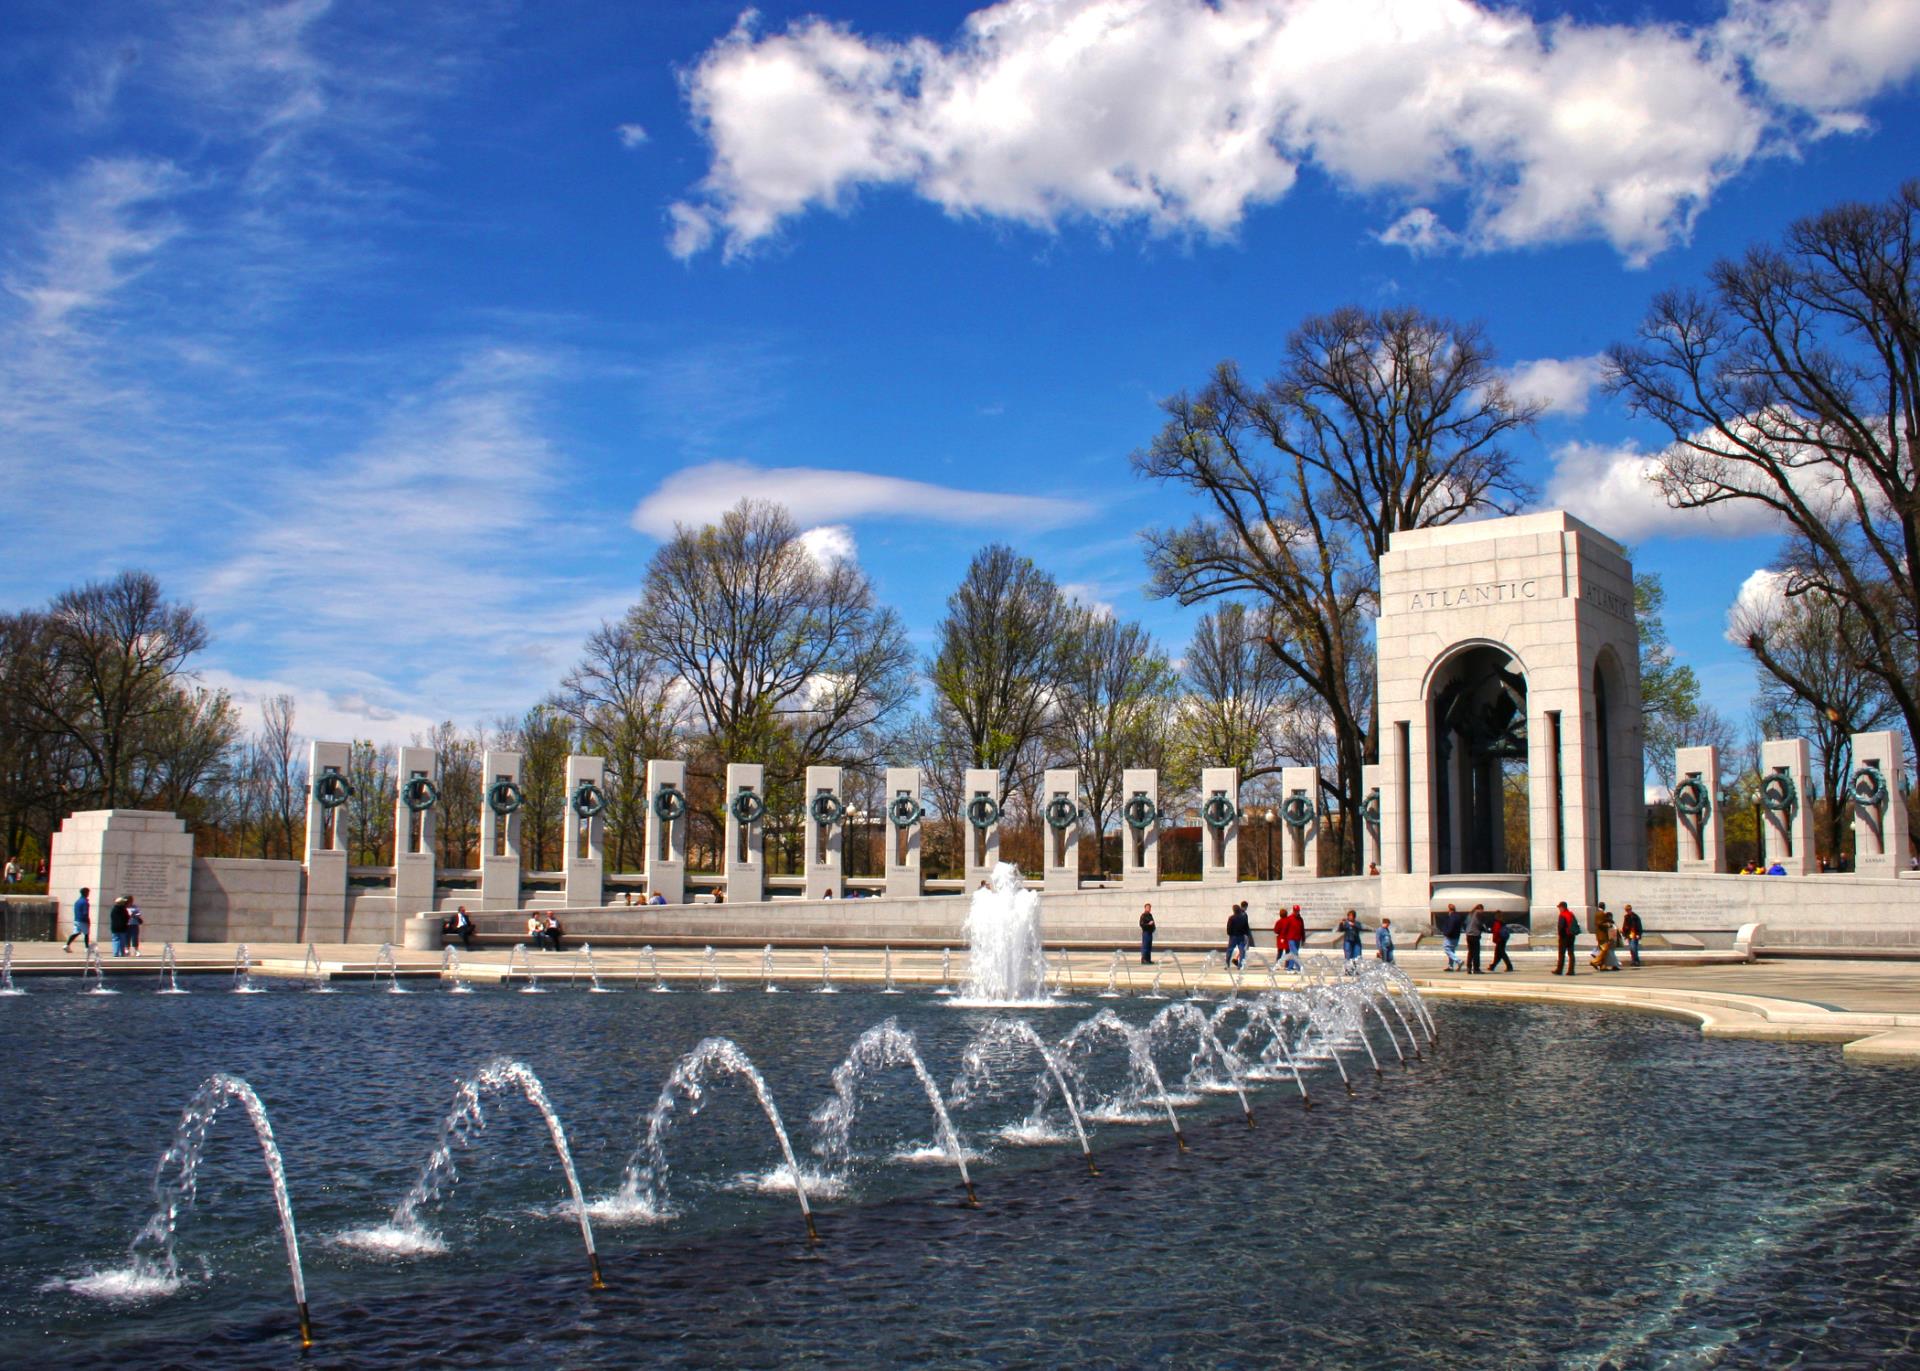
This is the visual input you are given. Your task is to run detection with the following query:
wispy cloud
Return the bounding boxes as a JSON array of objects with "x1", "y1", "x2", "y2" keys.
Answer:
[
  {"x1": 631, "y1": 461, "x2": 1095, "y2": 537},
  {"x1": 1504, "y1": 354, "x2": 1608, "y2": 417}
]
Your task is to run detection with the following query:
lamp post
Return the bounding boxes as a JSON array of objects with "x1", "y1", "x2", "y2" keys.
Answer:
[{"x1": 1264, "y1": 807, "x2": 1277, "y2": 880}]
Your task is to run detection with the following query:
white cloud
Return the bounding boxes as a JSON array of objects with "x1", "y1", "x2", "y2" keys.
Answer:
[
  {"x1": 1504, "y1": 354, "x2": 1607, "y2": 417},
  {"x1": 630, "y1": 461, "x2": 1092, "y2": 536},
  {"x1": 1542, "y1": 439, "x2": 1782, "y2": 539},
  {"x1": 617, "y1": 122, "x2": 649, "y2": 148},
  {"x1": 201, "y1": 668, "x2": 443, "y2": 748},
  {"x1": 1376, "y1": 208, "x2": 1456, "y2": 256},
  {"x1": 1060, "y1": 582, "x2": 1116, "y2": 618},
  {"x1": 1724, "y1": 567, "x2": 1791, "y2": 645},
  {"x1": 2, "y1": 157, "x2": 185, "y2": 337},
  {"x1": 665, "y1": 0, "x2": 1919, "y2": 263},
  {"x1": 798, "y1": 523, "x2": 857, "y2": 565}
]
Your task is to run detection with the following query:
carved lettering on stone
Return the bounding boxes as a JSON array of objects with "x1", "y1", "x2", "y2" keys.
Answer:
[{"x1": 1405, "y1": 579, "x2": 1541, "y2": 612}]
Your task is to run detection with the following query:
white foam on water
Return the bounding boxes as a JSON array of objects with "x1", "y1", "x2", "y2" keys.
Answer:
[
  {"x1": 997, "y1": 1120, "x2": 1071, "y2": 1146},
  {"x1": 890, "y1": 1143, "x2": 983, "y2": 1166},
  {"x1": 331, "y1": 1223, "x2": 448, "y2": 1258},
  {"x1": 729, "y1": 1164, "x2": 847, "y2": 1199},
  {"x1": 57, "y1": 1268, "x2": 182, "y2": 1301},
  {"x1": 1085, "y1": 1107, "x2": 1165, "y2": 1126},
  {"x1": 577, "y1": 1191, "x2": 675, "y2": 1225}
]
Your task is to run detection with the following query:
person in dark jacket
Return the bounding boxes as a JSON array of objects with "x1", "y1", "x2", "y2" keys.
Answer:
[
  {"x1": 1621, "y1": 904, "x2": 1644, "y2": 966},
  {"x1": 65, "y1": 887, "x2": 91, "y2": 954},
  {"x1": 1439, "y1": 904, "x2": 1465, "y2": 971},
  {"x1": 1139, "y1": 903, "x2": 1156, "y2": 964},
  {"x1": 1225, "y1": 902, "x2": 1252, "y2": 968},
  {"x1": 1554, "y1": 901, "x2": 1579, "y2": 976},
  {"x1": 1463, "y1": 905, "x2": 1485, "y2": 975},
  {"x1": 1338, "y1": 910, "x2": 1362, "y2": 963},
  {"x1": 1488, "y1": 914, "x2": 1515, "y2": 972},
  {"x1": 108, "y1": 896, "x2": 132, "y2": 957}
]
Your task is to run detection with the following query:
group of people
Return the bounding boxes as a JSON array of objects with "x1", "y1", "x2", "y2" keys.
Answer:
[
  {"x1": 1434, "y1": 904, "x2": 1517, "y2": 974},
  {"x1": 524, "y1": 911, "x2": 566, "y2": 951},
  {"x1": 2, "y1": 857, "x2": 39, "y2": 887},
  {"x1": 63, "y1": 887, "x2": 143, "y2": 957}
]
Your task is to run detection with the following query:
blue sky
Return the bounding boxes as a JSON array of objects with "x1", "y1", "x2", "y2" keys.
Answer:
[{"x1": 2, "y1": 0, "x2": 1916, "y2": 747}]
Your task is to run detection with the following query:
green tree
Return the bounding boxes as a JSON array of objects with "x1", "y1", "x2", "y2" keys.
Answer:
[
  {"x1": 928, "y1": 544, "x2": 1070, "y2": 770},
  {"x1": 1636, "y1": 572, "x2": 1702, "y2": 789}
]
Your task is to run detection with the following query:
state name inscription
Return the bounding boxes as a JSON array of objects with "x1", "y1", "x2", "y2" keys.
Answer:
[{"x1": 1404, "y1": 579, "x2": 1544, "y2": 612}]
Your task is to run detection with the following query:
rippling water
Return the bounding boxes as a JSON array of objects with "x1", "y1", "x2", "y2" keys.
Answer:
[{"x1": 2, "y1": 977, "x2": 1917, "y2": 1368}]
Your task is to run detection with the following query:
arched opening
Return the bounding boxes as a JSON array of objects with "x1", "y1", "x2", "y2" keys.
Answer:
[{"x1": 1429, "y1": 645, "x2": 1530, "y2": 876}]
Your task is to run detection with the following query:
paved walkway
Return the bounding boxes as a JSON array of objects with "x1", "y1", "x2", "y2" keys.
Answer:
[{"x1": 9, "y1": 941, "x2": 1919, "y2": 1061}]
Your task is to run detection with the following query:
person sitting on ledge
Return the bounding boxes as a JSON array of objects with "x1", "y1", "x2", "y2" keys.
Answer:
[
  {"x1": 543, "y1": 911, "x2": 564, "y2": 953},
  {"x1": 526, "y1": 911, "x2": 546, "y2": 950},
  {"x1": 649, "y1": 891, "x2": 667, "y2": 905},
  {"x1": 712, "y1": 887, "x2": 725, "y2": 903},
  {"x1": 443, "y1": 905, "x2": 475, "y2": 951},
  {"x1": 1766, "y1": 861, "x2": 1788, "y2": 876}
]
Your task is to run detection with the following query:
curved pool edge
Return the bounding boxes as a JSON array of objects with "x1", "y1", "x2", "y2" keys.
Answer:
[{"x1": 1408, "y1": 977, "x2": 1920, "y2": 1063}]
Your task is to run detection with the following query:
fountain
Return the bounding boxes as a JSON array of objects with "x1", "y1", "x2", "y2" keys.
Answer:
[
  {"x1": 83, "y1": 946, "x2": 115, "y2": 994},
  {"x1": 812, "y1": 1018, "x2": 977, "y2": 1206},
  {"x1": 1188, "y1": 951, "x2": 1217, "y2": 1001},
  {"x1": 1164, "y1": 949, "x2": 1191, "y2": 999},
  {"x1": 881, "y1": 946, "x2": 902, "y2": 994},
  {"x1": 69, "y1": 1073, "x2": 310, "y2": 1347},
  {"x1": 303, "y1": 943, "x2": 332, "y2": 992},
  {"x1": 1059, "y1": 1008, "x2": 1186, "y2": 1148},
  {"x1": 157, "y1": 942, "x2": 187, "y2": 994},
  {"x1": 951, "y1": 1019, "x2": 1097, "y2": 1175},
  {"x1": 643, "y1": 944, "x2": 669, "y2": 993},
  {"x1": 763, "y1": 944, "x2": 780, "y2": 992},
  {"x1": 336, "y1": 1058, "x2": 604, "y2": 1288},
  {"x1": 955, "y1": 863, "x2": 1049, "y2": 1006},
  {"x1": 816, "y1": 945, "x2": 836, "y2": 993},
  {"x1": 934, "y1": 947, "x2": 954, "y2": 996},
  {"x1": 505, "y1": 943, "x2": 544, "y2": 993},
  {"x1": 375, "y1": 941, "x2": 405, "y2": 993},
  {"x1": 231, "y1": 945, "x2": 259, "y2": 994},
  {"x1": 1098, "y1": 949, "x2": 1124, "y2": 998},
  {"x1": 0, "y1": 942, "x2": 20, "y2": 995},
  {"x1": 704, "y1": 945, "x2": 726, "y2": 993},
  {"x1": 602, "y1": 1037, "x2": 820, "y2": 1244},
  {"x1": 1147, "y1": 1001, "x2": 1254, "y2": 1126},
  {"x1": 580, "y1": 942, "x2": 613, "y2": 993}
]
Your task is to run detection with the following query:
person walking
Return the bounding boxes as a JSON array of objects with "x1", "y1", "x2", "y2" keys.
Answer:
[
  {"x1": 108, "y1": 895, "x2": 132, "y2": 957},
  {"x1": 1374, "y1": 918, "x2": 1395, "y2": 963},
  {"x1": 1339, "y1": 909, "x2": 1362, "y2": 964},
  {"x1": 1590, "y1": 904, "x2": 1619, "y2": 971},
  {"x1": 1273, "y1": 906, "x2": 1289, "y2": 964},
  {"x1": 1225, "y1": 902, "x2": 1252, "y2": 969},
  {"x1": 1621, "y1": 904, "x2": 1644, "y2": 967},
  {"x1": 1139, "y1": 902, "x2": 1156, "y2": 965},
  {"x1": 1464, "y1": 905, "x2": 1485, "y2": 975},
  {"x1": 1488, "y1": 913, "x2": 1515, "y2": 972},
  {"x1": 1439, "y1": 903, "x2": 1464, "y2": 972},
  {"x1": 125, "y1": 899, "x2": 143, "y2": 956},
  {"x1": 65, "y1": 887, "x2": 91, "y2": 953},
  {"x1": 1283, "y1": 906, "x2": 1304, "y2": 972},
  {"x1": 1554, "y1": 901, "x2": 1579, "y2": 976}
]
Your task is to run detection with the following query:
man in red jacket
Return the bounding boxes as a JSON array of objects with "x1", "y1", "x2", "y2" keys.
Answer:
[{"x1": 1553, "y1": 900, "x2": 1579, "y2": 976}]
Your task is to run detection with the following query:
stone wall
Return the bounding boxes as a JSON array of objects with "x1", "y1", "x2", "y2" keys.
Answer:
[
  {"x1": 1595, "y1": 868, "x2": 1920, "y2": 948},
  {"x1": 189, "y1": 858, "x2": 303, "y2": 942}
]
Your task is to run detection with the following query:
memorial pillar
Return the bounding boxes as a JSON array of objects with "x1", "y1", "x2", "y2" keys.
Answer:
[
  {"x1": 883, "y1": 766, "x2": 923, "y2": 899},
  {"x1": 1848, "y1": 729, "x2": 1910, "y2": 879},
  {"x1": 1759, "y1": 737, "x2": 1816, "y2": 876},
  {"x1": 479, "y1": 749, "x2": 524, "y2": 911},
  {"x1": 1200, "y1": 766, "x2": 1240, "y2": 886},
  {"x1": 393, "y1": 745, "x2": 438, "y2": 937},
  {"x1": 643, "y1": 759, "x2": 687, "y2": 904},
  {"x1": 1280, "y1": 765, "x2": 1320, "y2": 880},
  {"x1": 962, "y1": 768, "x2": 1003, "y2": 890},
  {"x1": 723, "y1": 762, "x2": 767, "y2": 903},
  {"x1": 303, "y1": 740, "x2": 351, "y2": 938},
  {"x1": 1672, "y1": 745, "x2": 1724, "y2": 874},
  {"x1": 564, "y1": 754, "x2": 606, "y2": 908},
  {"x1": 1041, "y1": 768, "x2": 1081, "y2": 893},
  {"x1": 1121, "y1": 767, "x2": 1160, "y2": 890},
  {"x1": 803, "y1": 765, "x2": 844, "y2": 899}
]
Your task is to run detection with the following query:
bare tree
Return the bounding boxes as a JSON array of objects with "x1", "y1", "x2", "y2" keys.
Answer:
[
  {"x1": 1135, "y1": 307, "x2": 1536, "y2": 872},
  {"x1": 253, "y1": 694, "x2": 306, "y2": 859},
  {"x1": 928, "y1": 544, "x2": 1070, "y2": 771},
  {"x1": 1049, "y1": 607, "x2": 1177, "y2": 863},
  {"x1": 344, "y1": 739, "x2": 396, "y2": 866},
  {"x1": 553, "y1": 622, "x2": 686, "y2": 873},
  {"x1": 1607, "y1": 181, "x2": 1920, "y2": 755},
  {"x1": 497, "y1": 705, "x2": 571, "y2": 871}
]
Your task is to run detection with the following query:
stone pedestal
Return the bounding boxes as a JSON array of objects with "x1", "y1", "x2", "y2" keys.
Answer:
[
  {"x1": 1849, "y1": 730, "x2": 1910, "y2": 879},
  {"x1": 803, "y1": 765, "x2": 843, "y2": 900},
  {"x1": 1042, "y1": 768, "x2": 1081, "y2": 892},
  {"x1": 1121, "y1": 768, "x2": 1159, "y2": 890},
  {"x1": 883, "y1": 766, "x2": 921, "y2": 899},
  {"x1": 1673, "y1": 745, "x2": 1724, "y2": 874},
  {"x1": 962, "y1": 768, "x2": 1002, "y2": 891},
  {"x1": 1760, "y1": 738, "x2": 1816, "y2": 876},
  {"x1": 304, "y1": 740, "x2": 351, "y2": 939},
  {"x1": 645, "y1": 759, "x2": 687, "y2": 904},
  {"x1": 564, "y1": 754, "x2": 606, "y2": 909},
  {"x1": 393, "y1": 745, "x2": 437, "y2": 937},
  {"x1": 480, "y1": 749, "x2": 523, "y2": 911},
  {"x1": 49, "y1": 809, "x2": 194, "y2": 945},
  {"x1": 724, "y1": 763, "x2": 767, "y2": 904},
  {"x1": 1200, "y1": 766, "x2": 1240, "y2": 885},
  {"x1": 1281, "y1": 765, "x2": 1320, "y2": 879}
]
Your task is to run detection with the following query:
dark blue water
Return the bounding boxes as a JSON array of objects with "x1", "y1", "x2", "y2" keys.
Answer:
[{"x1": 2, "y1": 978, "x2": 1917, "y2": 1368}]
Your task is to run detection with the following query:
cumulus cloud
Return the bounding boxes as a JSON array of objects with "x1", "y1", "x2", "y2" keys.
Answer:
[
  {"x1": 631, "y1": 461, "x2": 1092, "y2": 536},
  {"x1": 1504, "y1": 354, "x2": 1608, "y2": 417},
  {"x1": 1541, "y1": 439, "x2": 1782, "y2": 539},
  {"x1": 798, "y1": 523, "x2": 857, "y2": 565},
  {"x1": 1724, "y1": 567, "x2": 1791, "y2": 645},
  {"x1": 666, "y1": 0, "x2": 1920, "y2": 263}
]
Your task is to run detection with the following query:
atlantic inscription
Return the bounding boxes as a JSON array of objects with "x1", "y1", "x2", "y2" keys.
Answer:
[{"x1": 1404, "y1": 579, "x2": 1543, "y2": 612}]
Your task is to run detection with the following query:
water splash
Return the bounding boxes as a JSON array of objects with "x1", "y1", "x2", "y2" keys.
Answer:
[
  {"x1": 580, "y1": 942, "x2": 613, "y2": 993},
  {"x1": 303, "y1": 944, "x2": 332, "y2": 993},
  {"x1": 933, "y1": 947, "x2": 954, "y2": 996},
  {"x1": 505, "y1": 943, "x2": 544, "y2": 993},
  {"x1": 1, "y1": 941, "x2": 22, "y2": 995},
  {"x1": 1098, "y1": 949, "x2": 1124, "y2": 999},
  {"x1": 336, "y1": 1059, "x2": 604, "y2": 1288},
  {"x1": 957, "y1": 863, "x2": 1048, "y2": 1005},
  {"x1": 763, "y1": 944, "x2": 781, "y2": 993},
  {"x1": 67, "y1": 1074, "x2": 311, "y2": 1346},
  {"x1": 812, "y1": 1018, "x2": 976, "y2": 1205},
  {"x1": 1147, "y1": 1001, "x2": 1253, "y2": 1126},
  {"x1": 704, "y1": 945, "x2": 726, "y2": 993},
  {"x1": 375, "y1": 942, "x2": 405, "y2": 994},
  {"x1": 881, "y1": 946, "x2": 902, "y2": 994},
  {"x1": 643, "y1": 945, "x2": 669, "y2": 993},
  {"x1": 441, "y1": 945, "x2": 473, "y2": 993},
  {"x1": 816, "y1": 945, "x2": 837, "y2": 994},
  {"x1": 84, "y1": 946, "x2": 116, "y2": 994},
  {"x1": 157, "y1": 942, "x2": 186, "y2": 994},
  {"x1": 1059, "y1": 1009, "x2": 1186, "y2": 1148},
  {"x1": 951, "y1": 1019, "x2": 1097, "y2": 1175},
  {"x1": 231, "y1": 945, "x2": 259, "y2": 994},
  {"x1": 1164, "y1": 949, "x2": 1191, "y2": 1000},
  {"x1": 602, "y1": 1037, "x2": 819, "y2": 1244}
]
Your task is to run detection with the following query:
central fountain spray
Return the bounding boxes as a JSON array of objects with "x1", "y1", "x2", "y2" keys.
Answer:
[{"x1": 954, "y1": 863, "x2": 1049, "y2": 1006}]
